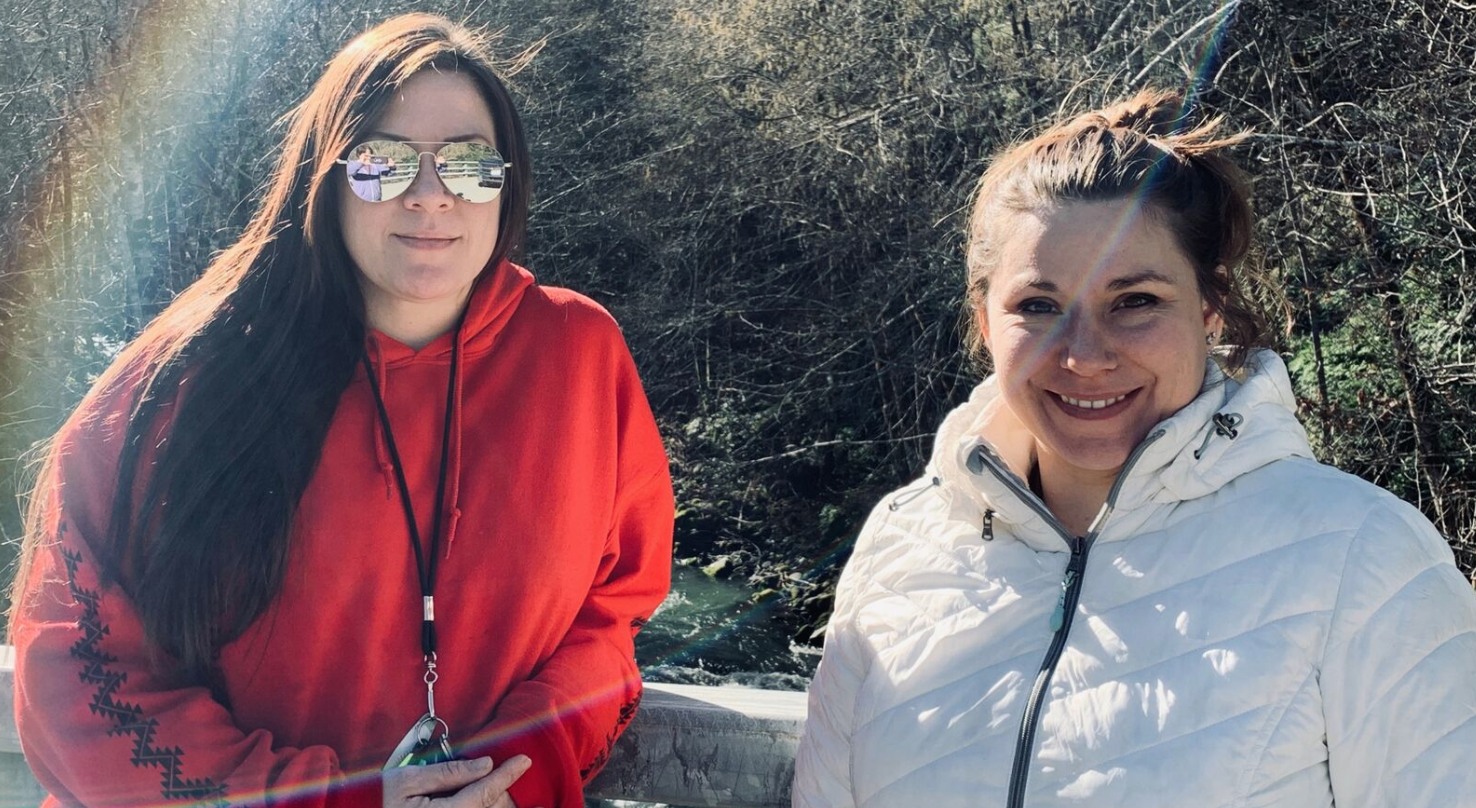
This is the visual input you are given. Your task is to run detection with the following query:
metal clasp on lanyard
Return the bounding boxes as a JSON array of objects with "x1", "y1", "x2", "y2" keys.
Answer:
[
  {"x1": 424, "y1": 651, "x2": 439, "y2": 719},
  {"x1": 382, "y1": 653, "x2": 454, "y2": 769}
]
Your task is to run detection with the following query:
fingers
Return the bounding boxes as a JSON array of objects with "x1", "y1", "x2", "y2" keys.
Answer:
[
  {"x1": 436, "y1": 755, "x2": 532, "y2": 808},
  {"x1": 385, "y1": 757, "x2": 494, "y2": 800}
]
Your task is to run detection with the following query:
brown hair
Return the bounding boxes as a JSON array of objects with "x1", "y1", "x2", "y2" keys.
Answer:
[
  {"x1": 964, "y1": 88, "x2": 1272, "y2": 373},
  {"x1": 9, "y1": 15, "x2": 536, "y2": 676}
]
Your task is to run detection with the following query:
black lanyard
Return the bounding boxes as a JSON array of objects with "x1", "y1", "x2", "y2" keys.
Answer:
[{"x1": 360, "y1": 315, "x2": 463, "y2": 661}]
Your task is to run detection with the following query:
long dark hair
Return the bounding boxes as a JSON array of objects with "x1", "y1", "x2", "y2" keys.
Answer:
[{"x1": 10, "y1": 14, "x2": 535, "y2": 678}]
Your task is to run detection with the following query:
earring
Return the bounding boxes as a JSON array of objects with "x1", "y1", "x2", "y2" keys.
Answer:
[{"x1": 1205, "y1": 333, "x2": 1216, "y2": 346}]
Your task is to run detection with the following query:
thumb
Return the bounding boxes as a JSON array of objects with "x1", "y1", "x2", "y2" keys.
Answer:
[
  {"x1": 397, "y1": 757, "x2": 496, "y2": 796},
  {"x1": 441, "y1": 756, "x2": 532, "y2": 808}
]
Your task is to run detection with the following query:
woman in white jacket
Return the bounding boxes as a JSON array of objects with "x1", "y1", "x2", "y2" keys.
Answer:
[{"x1": 792, "y1": 90, "x2": 1476, "y2": 808}]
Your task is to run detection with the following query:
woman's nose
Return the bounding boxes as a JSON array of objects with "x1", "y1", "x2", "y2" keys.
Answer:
[
  {"x1": 400, "y1": 153, "x2": 454, "y2": 210},
  {"x1": 1059, "y1": 312, "x2": 1117, "y2": 374}
]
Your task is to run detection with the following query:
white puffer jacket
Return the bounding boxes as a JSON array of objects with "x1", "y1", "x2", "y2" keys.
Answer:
[{"x1": 793, "y1": 351, "x2": 1476, "y2": 808}]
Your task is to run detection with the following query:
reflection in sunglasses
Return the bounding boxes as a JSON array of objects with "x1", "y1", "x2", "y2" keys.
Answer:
[{"x1": 341, "y1": 140, "x2": 509, "y2": 204}]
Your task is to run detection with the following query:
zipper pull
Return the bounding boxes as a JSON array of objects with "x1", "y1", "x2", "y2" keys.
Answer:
[
  {"x1": 1049, "y1": 570, "x2": 1076, "y2": 632},
  {"x1": 1049, "y1": 541, "x2": 1086, "y2": 632}
]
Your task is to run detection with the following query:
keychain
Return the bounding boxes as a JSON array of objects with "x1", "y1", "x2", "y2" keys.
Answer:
[
  {"x1": 383, "y1": 656, "x2": 455, "y2": 769},
  {"x1": 385, "y1": 712, "x2": 454, "y2": 769}
]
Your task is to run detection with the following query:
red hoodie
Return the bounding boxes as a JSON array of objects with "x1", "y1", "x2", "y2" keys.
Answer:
[{"x1": 11, "y1": 261, "x2": 674, "y2": 808}]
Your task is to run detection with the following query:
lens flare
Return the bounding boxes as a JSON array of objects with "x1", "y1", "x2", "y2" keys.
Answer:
[{"x1": 1010, "y1": 0, "x2": 1243, "y2": 379}]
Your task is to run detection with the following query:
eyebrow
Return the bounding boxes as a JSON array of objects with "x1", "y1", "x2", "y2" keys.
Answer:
[
  {"x1": 1105, "y1": 269, "x2": 1179, "y2": 290},
  {"x1": 365, "y1": 132, "x2": 492, "y2": 143},
  {"x1": 1015, "y1": 269, "x2": 1179, "y2": 294}
]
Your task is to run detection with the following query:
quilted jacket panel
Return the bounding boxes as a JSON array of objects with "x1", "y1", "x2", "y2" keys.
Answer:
[{"x1": 793, "y1": 352, "x2": 1476, "y2": 808}]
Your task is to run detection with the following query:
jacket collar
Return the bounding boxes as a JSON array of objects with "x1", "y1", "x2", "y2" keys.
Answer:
[{"x1": 929, "y1": 350, "x2": 1316, "y2": 552}]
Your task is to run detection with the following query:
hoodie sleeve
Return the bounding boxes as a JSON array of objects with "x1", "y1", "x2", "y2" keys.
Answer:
[
  {"x1": 1321, "y1": 500, "x2": 1476, "y2": 807},
  {"x1": 11, "y1": 411, "x2": 383, "y2": 808},
  {"x1": 791, "y1": 499, "x2": 891, "y2": 808},
  {"x1": 468, "y1": 335, "x2": 674, "y2": 808}
]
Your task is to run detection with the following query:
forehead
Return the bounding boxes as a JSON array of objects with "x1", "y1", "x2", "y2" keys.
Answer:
[
  {"x1": 990, "y1": 200, "x2": 1197, "y2": 295},
  {"x1": 370, "y1": 70, "x2": 497, "y2": 142}
]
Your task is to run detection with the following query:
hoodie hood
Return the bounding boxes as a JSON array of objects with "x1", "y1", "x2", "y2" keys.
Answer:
[
  {"x1": 364, "y1": 258, "x2": 535, "y2": 366},
  {"x1": 928, "y1": 349, "x2": 1316, "y2": 551},
  {"x1": 360, "y1": 259, "x2": 536, "y2": 555}
]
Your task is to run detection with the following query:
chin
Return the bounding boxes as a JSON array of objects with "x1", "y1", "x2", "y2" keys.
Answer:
[
  {"x1": 391, "y1": 266, "x2": 478, "y2": 300},
  {"x1": 1027, "y1": 390, "x2": 1166, "y2": 474},
  {"x1": 1033, "y1": 411, "x2": 1148, "y2": 473},
  {"x1": 1043, "y1": 437, "x2": 1136, "y2": 474}
]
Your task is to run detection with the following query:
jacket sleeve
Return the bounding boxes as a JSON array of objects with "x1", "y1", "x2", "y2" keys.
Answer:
[
  {"x1": 12, "y1": 423, "x2": 383, "y2": 808},
  {"x1": 467, "y1": 342, "x2": 674, "y2": 808},
  {"x1": 791, "y1": 500, "x2": 889, "y2": 808},
  {"x1": 1322, "y1": 500, "x2": 1476, "y2": 807}
]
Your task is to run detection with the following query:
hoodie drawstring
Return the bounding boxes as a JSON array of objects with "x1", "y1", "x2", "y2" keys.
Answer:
[
  {"x1": 443, "y1": 330, "x2": 466, "y2": 560},
  {"x1": 1193, "y1": 412, "x2": 1244, "y2": 460},
  {"x1": 889, "y1": 476, "x2": 941, "y2": 511},
  {"x1": 369, "y1": 340, "x2": 395, "y2": 498},
  {"x1": 364, "y1": 328, "x2": 468, "y2": 557}
]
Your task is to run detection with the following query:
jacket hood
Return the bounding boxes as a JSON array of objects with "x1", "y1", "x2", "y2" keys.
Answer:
[{"x1": 927, "y1": 349, "x2": 1316, "y2": 550}]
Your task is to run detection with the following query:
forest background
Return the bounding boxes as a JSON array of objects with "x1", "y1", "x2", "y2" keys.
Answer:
[{"x1": 1, "y1": 0, "x2": 1474, "y2": 665}]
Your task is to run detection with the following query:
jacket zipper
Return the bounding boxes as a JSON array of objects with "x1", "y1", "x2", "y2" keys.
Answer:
[
  {"x1": 971, "y1": 430, "x2": 1165, "y2": 808},
  {"x1": 1006, "y1": 534, "x2": 1087, "y2": 807}
]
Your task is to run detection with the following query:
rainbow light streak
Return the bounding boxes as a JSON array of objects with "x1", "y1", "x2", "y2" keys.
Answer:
[
  {"x1": 39, "y1": 655, "x2": 643, "y2": 808},
  {"x1": 179, "y1": 675, "x2": 640, "y2": 808},
  {"x1": 186, "y1": 7, "x2": 1255, "y2": 803},
  {"x1": 780, "y1": 0, "x2": 1247, "y2": 636},
  {"x1": 3, "y1": 4, "x2": 1250, "y2": 807},
  {"x1": 1, "y1": 0, "x2": 257, "y2": 423},
  {"x1": 1007, "y1": 0, "x2": 1242, "y2": 386},
  {"x1": 7, "y1": 4, "x2": 646, "y2": 802}
]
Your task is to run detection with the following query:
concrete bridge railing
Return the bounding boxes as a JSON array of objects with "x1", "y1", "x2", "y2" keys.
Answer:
[{"x1": 0, "y1": 647, "x2": 808, "y2": 807}]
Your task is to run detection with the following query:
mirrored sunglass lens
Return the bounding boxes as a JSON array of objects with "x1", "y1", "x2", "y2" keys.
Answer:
[
  {"x1": 345, "y1": 141, "x2": 417, "y2": 202},
  {"x1": 435, "y1": 142, "x2": 506, "y2": 203}
]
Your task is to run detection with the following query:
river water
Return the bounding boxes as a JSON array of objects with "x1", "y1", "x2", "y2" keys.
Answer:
[
  {"x1": 593, "y1": 566, "x2": 817, "y2": 807},
  {"x1": 634, "y1": 565, "x2": 819, "y2": 691}
]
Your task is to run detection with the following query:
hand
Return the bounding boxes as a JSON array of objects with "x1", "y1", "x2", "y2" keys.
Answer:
[{"x1": 383, "y1": 756, "x2": 540, "y2": 808}]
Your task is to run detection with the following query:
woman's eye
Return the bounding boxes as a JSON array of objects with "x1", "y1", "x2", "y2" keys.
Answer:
[
  {"x1": 1018, "y1": 298, "x2": 1059, "y2": 315},
  {"x1": 1118, "y1": 293, "x2": 1160, "y2": 310}
]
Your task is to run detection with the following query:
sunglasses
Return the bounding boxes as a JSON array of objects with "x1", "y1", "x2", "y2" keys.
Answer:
[{"x1": 340, "y1": 140, "x2": 510, "y2": 204}]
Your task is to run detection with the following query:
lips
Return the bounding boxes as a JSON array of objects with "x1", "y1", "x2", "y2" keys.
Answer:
[
  {"x1": 393, "y1": 233, "x2": 459, "y2": 250},
  {"x1": 1048, "y1": 388, "x2": 1140, "y2": 420},
  {"x1": 1058, "y1": 392, "x2": 1129, "y2": 410}
]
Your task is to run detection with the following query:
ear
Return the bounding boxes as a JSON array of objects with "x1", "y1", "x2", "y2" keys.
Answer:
[
  {"x1": 974, "y1": 304, "x2": 992, "y2": 351},
  {"x1": 1202, "y1": 264, "x2": 1227, "y2": 338}
]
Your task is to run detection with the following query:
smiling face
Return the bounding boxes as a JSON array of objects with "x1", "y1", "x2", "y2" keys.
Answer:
[
  {"x1": 979, "y1": 199, "x2": 1222, "y2": 477},
  {"x1": 339, "y1": 69, "x2": 500, "y2": 344}
]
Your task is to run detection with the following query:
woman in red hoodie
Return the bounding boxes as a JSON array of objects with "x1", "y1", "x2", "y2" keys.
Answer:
[{"x1": 8, "y1": 14, "x2": 673, "y2": 808}]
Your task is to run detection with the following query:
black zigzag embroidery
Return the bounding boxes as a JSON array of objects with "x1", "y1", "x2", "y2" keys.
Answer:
[
  {"x1": 60, "y1": 523, "x2": 232, "y2": 807},
  {"x1": 579, "y1": 689, "x2": 642, "y2": 782}
]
